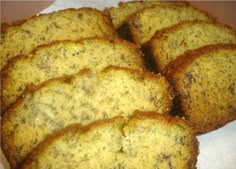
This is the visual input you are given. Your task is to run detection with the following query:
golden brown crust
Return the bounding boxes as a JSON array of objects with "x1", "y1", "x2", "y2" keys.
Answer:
[
  {"x1": 18, "y1": 116, "x2": 125, "y2": 169},
  {"x1": 197, "y1": 115, "x2": 236, "y2": 134},
  {"x1": 103, "y1": 66, "x2": 175, "y2": 114},
  {"x1": 163, "y1": 44, "x2": 236, "y2": 78},
  {"x1": 2, "y1": 66, "x2": 174, "y2": 168},
  {"x1": 163, "y1": 44, "x2": 236, "y2": 133},
  {"x1": 0, "y1": 37, "x2": 145, "y2": 112},
  {"x1": 132, "y1": 110, "x2": 194, "y2": 130},
  {"x1": 127, "y1": 2, "x2": 189, "y2": 19},
  {"x1": 101, "y1": 65, "x2": 160, "y2": 79},
  {"x1": 18, "y1": 123, "x2": 82, "y2": 169},
  {"x1": 131, "y1": 111, "x2": 199, "y2": 168},
  {"x1": 1, "y1": 67, "x2": 91, "y2": 118},
  {"x1": 2, "y1": 8, "x2": 117, "y2": 35},
  {"x1": 19, "y1": 112, "x2": 198, "y2": 169},
  {"x1": 148, "y1": 20, "x2": 236, "y2": 72},
  {"x1": 1, "y1": 54, "x2": 25, "y2": 112},
  {"x1": 99, "y1": 65, "x2": 174, "y2": 101},
  {"x1": 1, "y1": 36, "x2": 145, "y2": 74},
  {"x1": 100, "y1": 66, "x2": 175, "y2": 112},
  {"x1": 1, "y1": 7, "x2": 119, "y2": 73},
  {"x1": 105, "y1": 1, "x2": 144, "y2": 29},
  {"x1": 126, "y1": 3, "x2": 215, "y2": 45},
  {"x1": 108, "y1": 1, "x2": 190, "y2": 29},
  {"x1": 2, "y1": 65, "x2": 173, "y2": 118}
]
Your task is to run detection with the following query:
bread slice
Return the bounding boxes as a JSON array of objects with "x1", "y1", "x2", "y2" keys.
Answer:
[
  {"x1": 149, "y1": 20, "x2": 236, "y2": 71},
  {"x1": 0, "y1": 8, "x2": 117, "y2": 70},
  {"x1": 126, "y1": 4, "x2": 213, "y2": 45},
  {"x1": 1, "y1": 38, "x2": 144, "y2": 112},
  {"x1": 105, "y1": 1, "x2": 187, "y2": 29},
  {"x1": 19, "y1": 112, "x2": 198, "y2": 169},
  {"x1": 1, "y1": 66, "x2": 174, "y2": 168},
  {"x1": 163, "y1": 44, "x2": 236, "y2": 133}
]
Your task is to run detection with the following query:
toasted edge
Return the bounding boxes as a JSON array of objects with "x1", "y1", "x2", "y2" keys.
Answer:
[
  {"x1": 18, "y1": 116, "x2": 125, "y2": 169},
  {"x1": 0, "y1": 37, "x2": 146, "y2": 112},
  {"x1": 1, "y1": 8, "x2": 117, "y2": 34},
  {"x1": 163, "y1": 44, "x2": 236, "y2": 133},
  {"x1": 19, "y1": 111, "x2": 198, "y2": 169},
  {"x1": 126, "y1": 3, "x2": 215, "y2": 45},
  {"x1": 148, "y1": 20, "x2": 236, "y2": 72}
]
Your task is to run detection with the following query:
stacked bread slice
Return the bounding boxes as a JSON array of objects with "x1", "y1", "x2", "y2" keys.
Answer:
[
  {"x1": 0, "y1": 8, "x2": 117, "y2": 69},
  {"x1": 121, "y1": 3, "x2": 214, "y2": 45},
  {"x1": 1, "y1": 38, "x2": 144, "y2": 111},
  {"x1": 1, "y1": 66, "x2": 174, "y2": 168},
  {"x1": 108, "y1": 1, "x2": 236, "y2": 134},
  {"x1": 19, "y1": 112, "x2": 198, "y2": 169},
  {"x1": 1, "y1": 1, "x2": 236, "y2": 169},
  {"x1": 163, "y1": 44, "x2": 236, "y2": 133},
  {"x1": 145, "y1": 14, "x2": 236, "y2": 133},
  {"x1": 149, "y1": 20, "x2": 236, "y2": 71},
  {"x1": 106, "y1": 0, "x2": 187, "y2": 29}
]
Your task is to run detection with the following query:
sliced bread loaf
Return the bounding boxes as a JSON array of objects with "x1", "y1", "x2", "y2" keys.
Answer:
[
  {"x1": 126, "y1": 4, "x2": 213, "y2": 45},
  {"x1": 163, "y1": 44, "x2": 236, "y2": 133},
  {"x1": 0, "y1": 8, "x2": 117, "y2": 70},
  {"x1": 1, "y1": 66, "x2": 174, "y2": 168},
  {"x1": 19, "y1": 112, "x2": 198, "y2": 169},
  {"x1": 106, "y1": 1, "x2": 187, "y2": 29},
  {"x1": 1, "y1": 38, "x2": 144, "y2": 112},
  {"x1": 149, "y1": 20, "x2": 236, "y2": 71}
]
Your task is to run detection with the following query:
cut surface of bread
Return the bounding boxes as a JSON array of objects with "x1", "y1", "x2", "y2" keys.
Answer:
[
  {"x1": 1, "y1": 67, "x2": 173, "y2": 168},
  {"x1": 1, "y1": 38, "x2": 144, "y2": 112},
  {"x1": 0, "y1": 8, "x2": 117, "y2": 69},
  {"x1": 163, "y1": 44, "x2": 236, "y2": 133},
  {"x1": 127, "y1": 4, "x2": 213, "y2": 45},
  {"x1": 150, "y1": 20, "x2": 236, "y2": 71},
  {"x1": 19, "y1": 112, "x2": 198, "y2": 169},
  {"x1": 106, "y1": 1, "x2": 187, "y2": 29}
]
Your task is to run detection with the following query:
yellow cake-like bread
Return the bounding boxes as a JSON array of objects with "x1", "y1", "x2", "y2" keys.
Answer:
[
  {"x1": 1, "y1": 38, "x2": 144, "y2": 112},
  {"x1": 0, "y1": 8, "x2": 117, "y2": 70},
  {"x1": 163, "y1": 44, "x2": 236, "y2": 133},
  {"x1": 126, "y1": 4, "x2": 213, "y2": 45},
  {"x1": 1, "y1": 66, "x2": 173, "y2": 168},
  {"x1": 19, "y1": 112, "x2": 198, "y2": 169},
  {"x1": 149, "y1": 20, "x2": 236, "y2": 71},
  {"x1": 106, "y1": 0, "x2": 187, "y2": 29}
]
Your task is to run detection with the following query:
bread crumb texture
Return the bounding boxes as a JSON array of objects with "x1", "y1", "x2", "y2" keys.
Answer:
[
  {"x1": 150, "y1": 21, "x2": 236, "y2": 71},
  {"x1": 1, "y1": 67, "x2": 173, "y2": 168},
  {"x1": 107, "y1": 1, "x2": 187, "y2": 29},
  {"x1": 0, "y1": 8, "x2": 117, "y2": 69},
  {"x1": 19, "y1": 113, "x2": 198, "y2": 169},
  {"x1": 165, "y1": 44, "x2": 236, "y2": 133},
  {"x1": 128, "y1": 4, "x2": 213, "y2": 45},
  {"x1": 1, "y1": 38, "x2": 144, "y2": 111}
]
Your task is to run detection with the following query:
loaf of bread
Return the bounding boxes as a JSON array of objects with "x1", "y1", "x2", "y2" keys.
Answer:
[
  {"x1": 1, "y1": 66, "x2": 173, "y2": 168},
  {"x1": 106, "y1": 0, "x2": 187, "y2": 29},
  {"x1": 163, "y1": 44, "x2": 236, "y2": 133},
  {"x1": 19, "y1": 112, "x2": 198, "y2": 169},
  {"x1": 126, "y1": 4, "x2": 213, "y2": 45},
  {"x1": 0, "y1": 8, "x2": 117, "y2": 70},
  {"x1": 1, "y1": 38, "x2": 144, "y2": 112},
  {"x1": 149, "y1": 20, "x2": 236, "y2": 71}
]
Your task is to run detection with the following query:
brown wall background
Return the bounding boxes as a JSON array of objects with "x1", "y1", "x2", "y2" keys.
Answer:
[
  {"x1": 190, "y1": 1, "x2": 236, "y2": 29},
  {"x1": 1, "y1": 1, "x2": 236, "y2": 29},
  {"x1": 1, "y1": 1, "x2": 54, "y2": 24}
]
